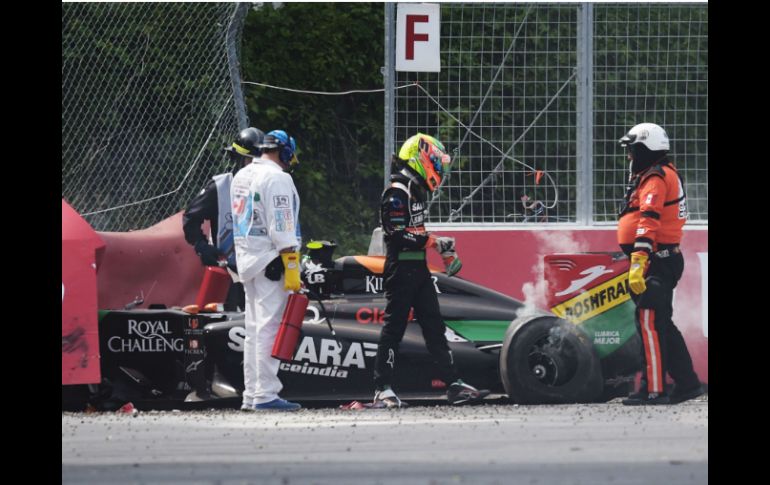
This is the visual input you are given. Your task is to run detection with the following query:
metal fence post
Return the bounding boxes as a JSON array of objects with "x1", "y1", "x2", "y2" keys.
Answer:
[
  {"x1": 576, "y1": 3, "x2": 594, "y2": 225},
  {"x1": 383, "y1": 2, "x2": 395, "y2": 188},
  {"x1": 228, "y1": 3, "x2": 250, "y2": 130}
]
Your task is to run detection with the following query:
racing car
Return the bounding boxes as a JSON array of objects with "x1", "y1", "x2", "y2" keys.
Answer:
[{"x1": 62, "y1": 242, "x2": 641, "y2": 410}]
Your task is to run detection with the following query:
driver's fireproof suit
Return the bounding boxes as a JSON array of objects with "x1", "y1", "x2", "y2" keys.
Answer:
[
  {"x1": 373, "y1": 167, "x2": 459, "y2": 389},
  {"x1": 231, "y1": 157, "x2": 301, "y2": 407}
]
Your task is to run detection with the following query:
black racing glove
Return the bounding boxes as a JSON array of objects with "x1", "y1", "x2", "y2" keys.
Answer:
[
  {"x1": 264, "y1": 255, "x2": 285, "y2": 281},
  {"x1": 194, "y1": 240, "x2": 221, "y2": 266}
]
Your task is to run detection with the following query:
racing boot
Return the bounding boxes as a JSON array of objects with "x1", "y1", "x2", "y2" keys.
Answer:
[
  {"x1": 447, "y1": 379, "x2": 490, "y2": 405},
  {"x1": 372, "y1": 385, "x2": 407, "y2": 409}
]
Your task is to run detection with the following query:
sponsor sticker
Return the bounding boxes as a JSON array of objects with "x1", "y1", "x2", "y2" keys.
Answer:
[
  {"x1": 276, "y1": 337, "x2": 380, "y2": 379},
  {"x1": 107, "y1": 319, "x2": 184, "y2": 353},
  {"x1": 273, "y1": 195, "x2": 290, "y2": 208},
  {"x1": 356, "y1": 307, "x2": 415, "y2": 324},
  {"x1": 366, "y1": 275, "x2": 383, "y2": 293},
  {"x1": 555, "y1": 265, "x2": 613, "y2": 297},
  {"x1": 274, "y1": 209, "x2": 294, "y2": 232},
  {"x1": 593, "y1": 330, "x2": 621, "y2": 345},
  {"x1": 551, "y1": 274, "x2": 632, "y2": 324}
]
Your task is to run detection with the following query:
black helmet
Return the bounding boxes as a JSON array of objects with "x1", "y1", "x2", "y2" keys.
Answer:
[{"x1": 225, "y1": 127, "x2": 265, "y2": 158}]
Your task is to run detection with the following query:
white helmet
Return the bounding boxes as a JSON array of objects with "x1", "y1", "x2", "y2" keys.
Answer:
[{"x1": 619, "y1": 123, "x2": 669, "y2": 151}]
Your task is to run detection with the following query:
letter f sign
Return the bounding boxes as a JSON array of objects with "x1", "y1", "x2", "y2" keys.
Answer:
[
  {"x1": 406, "y1": 15, "x2": 429, "y2": 60},
  {"x1": 396, "y1": 4, "x2": 441, "y2": 72}
]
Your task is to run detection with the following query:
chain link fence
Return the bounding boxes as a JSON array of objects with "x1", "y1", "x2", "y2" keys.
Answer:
[
  {"x1": 593, "y1": 4, "x2": 708, "y2": 223},
  {"x1": 62, "y1": 2, "x2": 248, "y2": 231},
  {"x1": 386, "y1": 3, "x2": 708, "y2": 225}
]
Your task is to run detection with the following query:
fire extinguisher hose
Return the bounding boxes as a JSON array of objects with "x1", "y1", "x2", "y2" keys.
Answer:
[{"x1": 303, "y1": 288, "x2": 341, "y2": 348}]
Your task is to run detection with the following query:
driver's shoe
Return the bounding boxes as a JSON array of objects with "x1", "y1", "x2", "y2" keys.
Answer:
[
  {"x1": 373, "y1": 386, "x2": 407, "y2": 408},
  {"x1": 447, "y1": 380, "x2": 490, "y2": 405}
]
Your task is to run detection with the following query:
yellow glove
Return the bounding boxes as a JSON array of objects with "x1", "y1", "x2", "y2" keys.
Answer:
[
  {"x1": 281, "y1": 252, "x2": 302, "y2": 292},
  {"x1": 628, "y1": 251, "x2": 649, "y2": 295}
]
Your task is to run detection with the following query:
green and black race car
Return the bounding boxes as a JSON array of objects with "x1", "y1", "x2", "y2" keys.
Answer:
[{"x1": 64, "y1": 243, "x2": 642, "y2": 410}]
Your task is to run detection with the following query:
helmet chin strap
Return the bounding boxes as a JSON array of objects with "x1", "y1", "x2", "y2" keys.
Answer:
[
  {"x1": 400, "y1": 166, "x2": 430, "y2": 191},
  {"x1": 631, "y1": 154, "x2": 668, "y2": 175},
  {"x1": 231, "y1": 154, "x2": 251, "y2": 175}
]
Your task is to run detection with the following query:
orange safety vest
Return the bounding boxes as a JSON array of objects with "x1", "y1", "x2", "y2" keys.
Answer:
[{"x1": 617, "y1": 162, "x2": 687, "y2": 254}]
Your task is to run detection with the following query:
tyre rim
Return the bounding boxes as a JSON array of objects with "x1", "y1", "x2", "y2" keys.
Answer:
[
  {"x1": 529, "y1": 352, "x2": 559, "y2": 385},
  {"x1": 527, "y1": 333, "x2": 579, "y2": 386}
]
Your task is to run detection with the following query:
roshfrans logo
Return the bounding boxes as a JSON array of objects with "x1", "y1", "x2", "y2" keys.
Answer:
[
  {"x1": 555, "y1": 265, "x2": 614, "y2": 297},
  {"x1": 107, "y1": 319, "x2": 184, "y2": 353},
  {"x1": 552, "y1": 274, "x2": 631, "y2": 324}
]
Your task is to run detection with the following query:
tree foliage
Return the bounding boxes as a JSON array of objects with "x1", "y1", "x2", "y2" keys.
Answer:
[{"x1": 241, "y1": 3, "x2": 385, "y2": 256}]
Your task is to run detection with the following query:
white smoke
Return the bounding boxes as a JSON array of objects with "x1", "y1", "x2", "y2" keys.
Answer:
[{"x1": 520, "y1": 231, "x2": 591, "y2": 315}]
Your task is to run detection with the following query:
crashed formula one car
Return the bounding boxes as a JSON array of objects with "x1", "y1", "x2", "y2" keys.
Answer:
[{"x1": 63, "y1": 242, "x2": 642, "y2": 410}]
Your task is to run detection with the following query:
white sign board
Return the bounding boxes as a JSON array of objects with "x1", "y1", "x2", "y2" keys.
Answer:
[{"x1": 396, "y1": 3, "x2": 441, "y2": 72}]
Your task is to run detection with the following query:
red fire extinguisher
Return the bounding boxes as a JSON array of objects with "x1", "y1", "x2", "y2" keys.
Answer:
[{"x1": 271, "y1": 291, "x2": 309, "y2": 361}]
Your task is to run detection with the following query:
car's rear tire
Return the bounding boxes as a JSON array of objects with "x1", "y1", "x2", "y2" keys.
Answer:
[{"x1": 499, "y1": 314, "x2": 603, "y2": 404}]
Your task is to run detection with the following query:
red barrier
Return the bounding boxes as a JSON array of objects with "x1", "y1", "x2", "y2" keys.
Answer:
[
  {"x1": 96, "y1": 212, "x2": 206, "y2": 310},
  {"x1": 62, "y1": 199, "x2": 105, "y2": 385}
]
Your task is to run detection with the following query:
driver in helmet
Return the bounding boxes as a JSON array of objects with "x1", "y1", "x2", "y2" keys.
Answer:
[
  {"x1": 372, "y1": 133, "x2": 490, "y2": 408},
  {"x1": 183, "y1": 127, "x2": 264, "y2": 311},
  {"x1": 617, "y1": 122, "x2": 703, "y2": 405}
]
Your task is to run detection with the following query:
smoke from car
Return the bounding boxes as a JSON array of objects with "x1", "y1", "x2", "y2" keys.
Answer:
[{"x1": 520, "y1": 231, "x2": 590, "y2": 314}]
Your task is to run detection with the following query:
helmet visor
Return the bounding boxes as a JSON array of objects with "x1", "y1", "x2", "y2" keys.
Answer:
[
  {"x1": 418, "y1": 138, "x2": 451, "y2": 190},
  {"x1": 619, "y1": 133, "x2": 637, "y2": 147}
]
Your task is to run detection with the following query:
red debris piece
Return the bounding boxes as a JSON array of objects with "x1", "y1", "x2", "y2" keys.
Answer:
[{"x1": 117, "y1": 402, "x2": 138, "y2": 416}]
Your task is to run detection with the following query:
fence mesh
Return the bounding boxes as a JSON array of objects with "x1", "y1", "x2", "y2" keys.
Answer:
[
  {"x1": 62, "y1": 2, "x2": 247, "y2": 231},
  {"x1": 593, "y1": 4, "x2": 708, "y2": 222},
  {"x1": 391, "y1": 3, "x2": 707, "y2": 225}
]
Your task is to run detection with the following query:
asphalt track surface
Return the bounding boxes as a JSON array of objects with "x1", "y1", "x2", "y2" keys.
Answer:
[{"x1": 62, "y1": 396, "x2": 708, "y2": 485}]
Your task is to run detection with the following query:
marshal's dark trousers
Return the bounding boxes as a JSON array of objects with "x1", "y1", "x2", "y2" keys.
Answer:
[{"x1": 631, "y1": 249, "x2": 700, "y2": 394}]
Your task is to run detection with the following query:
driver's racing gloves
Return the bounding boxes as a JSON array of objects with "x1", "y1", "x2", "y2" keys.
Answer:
[
  {"x1": 441, "y1": 252, "x2": 463, "y2": 277},
  {"x1": 194, "y1": 240, "x2": 222, "y2": 266},
  {"x1": 427, "y1": 235, "x2": 462, "y2": 277},
  {"x1": 427, "y1": 234, "x2": 455, "y2": 253}
]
